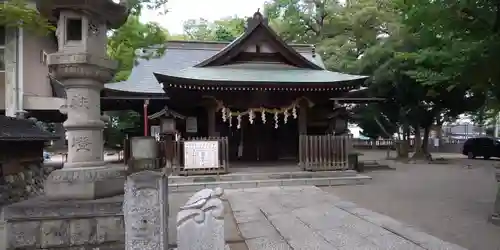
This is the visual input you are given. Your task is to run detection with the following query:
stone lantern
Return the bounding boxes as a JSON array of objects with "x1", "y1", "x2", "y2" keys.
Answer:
[{"x1": 37, "y1": 0, "x2": 129, "y2": 200}]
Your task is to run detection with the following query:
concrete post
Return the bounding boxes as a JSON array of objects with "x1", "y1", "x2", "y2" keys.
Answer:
[
  {"x1": 38, "y1": 0, "x2": 129, "y2": 200},
  {"x1": 491, "y1": 169, "x2": 500, "y2": 226}
]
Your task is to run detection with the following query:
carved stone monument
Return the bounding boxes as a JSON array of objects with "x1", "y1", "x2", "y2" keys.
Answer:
[
  {"x1": 128, "y1": 137, "x2": 161, "y2": 173},
  {"x1": 38, "y1": 0, "x2": 129, "y2": 199},
  {"x1": 124, "y1": 171, "x2": 169, "y2": 250},
  {"x1": 177, "y1": 188, "x2": 225, "y2": 250},
  {"x1": 492, "y1": 167, "x2": 500, "y2": 226}
]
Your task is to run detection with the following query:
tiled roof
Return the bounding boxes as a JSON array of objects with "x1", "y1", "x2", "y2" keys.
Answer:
[
  {"x1": 104, "y1": 41, "x2": 326, "y2": 94},
  {"x1": 0, "y1": 116, "x2": 59, "y2": 141},
  {"x1": 154, "y1": 63, "x2": 366, "y2": 85}
]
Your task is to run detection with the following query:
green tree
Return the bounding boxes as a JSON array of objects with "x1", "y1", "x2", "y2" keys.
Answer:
[
  {"x1": 264, "y1": 0, "x2": 340, "y2": 43},
  {"x1": 264, "y1": 0, "x2": 491, "y2": 159},
  {"x1": 104, "y1": 0, "x2": 169, "y2": 143},
  {"x1": 183, "y1": 18, "x2": 213, "y2": 41},
  {"x1": 107, "y1": 15, "x2": 168, "y2": 81},
  {"x1": 0, "y1": 0, "x2": 54, "y2": 33},
  {"x1": 105, "y1": 15, "x2": 168, "y2": 143},
  {"x1": 126, "y1": 0, "x2": 169, "y2": 15},
  {"x1": 213, "y1": 17, "x2": 245, "y2": 41},
  {"x1": 182, "y1": 17, "x2": 246, "y2": 41},
  {"x1": 0, "y1": 0, "x2": 169, "y2": 33}
]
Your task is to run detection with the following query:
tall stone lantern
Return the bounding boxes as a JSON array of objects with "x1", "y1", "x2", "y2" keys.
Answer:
[{"x1": 38, "y1": 0, "x2": 129, "y2": 199}]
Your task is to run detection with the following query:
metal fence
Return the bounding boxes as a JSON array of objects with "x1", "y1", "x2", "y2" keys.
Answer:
[{"x1": 352, "y1": 138, "x2": 465, "y2": 153}]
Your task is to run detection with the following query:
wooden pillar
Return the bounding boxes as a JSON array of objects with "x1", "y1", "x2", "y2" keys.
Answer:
[
  {"x1": 298, "y1": 100, "x2": 308, "y2": 135},
  {"x1": 205, "y1": 101, "x2": 217, "y2": 137},
  {"x1": 143, "y1": 99, "x2": 150, "y2": 136}
]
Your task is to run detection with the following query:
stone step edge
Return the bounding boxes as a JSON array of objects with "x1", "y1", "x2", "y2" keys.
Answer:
[
  {"x1": 168, "y1": 170, "x2": 357, "y2": 182},
  {"x1": 168, "y1": 175, "x2": 372, "y2": 192}
]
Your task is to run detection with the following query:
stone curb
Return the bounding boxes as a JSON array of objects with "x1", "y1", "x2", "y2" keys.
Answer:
[
  {"x1": 333, "y1": 199, "x2": 469, "y2": 250},
  {"x1": 168, "y1": 170, "x2": 358, "y2": 184},
  {"x1": 169, "y1": 176, "x2": 372, "y2": 192}
]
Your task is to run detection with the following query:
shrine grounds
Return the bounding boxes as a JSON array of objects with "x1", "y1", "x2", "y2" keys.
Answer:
[
  {"x1": 323, "y1": 150, "x2": 500, "y2": 250},
  {"x1": 3, "y1": 150, "x2": 500, "y2": 249},
  {"x1": 162, "y1": 150, "x2": 500, "y2": 250}
]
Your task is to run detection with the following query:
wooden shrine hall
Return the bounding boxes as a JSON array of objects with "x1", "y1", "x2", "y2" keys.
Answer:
[{"x1": 104, "y1": 11, "x2": 377, "y2": 173}]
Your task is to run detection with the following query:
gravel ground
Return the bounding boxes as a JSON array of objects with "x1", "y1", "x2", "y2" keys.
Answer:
[{"x1": 322, "y1": 156, "x2": 500, "y2": 250}]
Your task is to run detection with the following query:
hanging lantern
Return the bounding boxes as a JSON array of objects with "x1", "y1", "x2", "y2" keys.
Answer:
[
  {"x1": 249, "y1": 109, "x2": 255, "y2": 124},
  {"x1": 283, "y1": 109, "x2": 289, "y2": 124},
  {"x1": 261, "y1": 109, "x2": 266, "y2": 124},
  {"x1": 222, "y1": 107, "x2": 227, "y2": 122},
  {"x1": 292, "y1": 106, "x2": 298, "y2": 119},
  {"x1": 274, "y1": 111, "x2": 279, "y2": 129},
  {"x1": 237, "y1": 114, "x2": 242, "y2": 129}
]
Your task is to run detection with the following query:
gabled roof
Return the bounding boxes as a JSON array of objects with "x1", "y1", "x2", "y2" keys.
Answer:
[
  {"x1": 105, "y1": 11, "x2": 368, "y2": 94},
  {"x1": 195, "y1": 11, "x2": 322, "y2": 69},
  {"x1": 104, "y1": 41, "x2": 326, "y2": 94}
]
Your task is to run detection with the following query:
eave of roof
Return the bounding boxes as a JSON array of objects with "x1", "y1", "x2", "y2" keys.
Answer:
[
  {"x1": 154, "y1": 63, "x2": 368, "y2": 90},
  {"x1": 0, "y1": 116, "x2": 59, "y2": 141}
]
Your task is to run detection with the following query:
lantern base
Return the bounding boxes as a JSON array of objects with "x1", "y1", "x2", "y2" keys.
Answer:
[{"x1": 44, "y1": 165, "x2": 127, "y2": 200}]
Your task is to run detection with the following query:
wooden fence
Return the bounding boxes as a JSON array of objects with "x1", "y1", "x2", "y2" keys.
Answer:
[
  {"x1": 299, "y1": 134, "x2": 351, "y2": 171},
  {"x1": 352, "y1": 138, "x2": 466, "y2": 151},
  {"x1": 172, "y1": 136, "x2": 229, "y2": 176}
]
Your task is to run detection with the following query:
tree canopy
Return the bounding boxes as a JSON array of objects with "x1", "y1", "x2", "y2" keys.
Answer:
[
  {"x1": 7, "y1": 0, "x2": 499, "y2": 156},
  {"x1": 181, "y1": 17, "x2": 246, "y2": 41},
  {"x1": 263, "y1": 0, "x2": 500, "y2": 158}
]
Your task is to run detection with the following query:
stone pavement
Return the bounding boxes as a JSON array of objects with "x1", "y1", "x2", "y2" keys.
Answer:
[
  {"x1": 224, "y1": 186, "x2": 468, "y2": 250},
  {"x1": 324, "y1": 159, "x2": 500, "y2": 250}
]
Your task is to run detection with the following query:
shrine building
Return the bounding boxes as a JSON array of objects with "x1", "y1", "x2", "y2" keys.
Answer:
[{"x1": 103, "y1": 11, "x2": 375, "y2": 170}]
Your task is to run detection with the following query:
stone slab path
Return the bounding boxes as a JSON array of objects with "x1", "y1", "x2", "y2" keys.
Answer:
[
  {"x1": 225, "y1": 186, "x2": 468, "y2": 250},
  {"x1": 324, "y1": 159, "x2": 500, "y2": 250}
]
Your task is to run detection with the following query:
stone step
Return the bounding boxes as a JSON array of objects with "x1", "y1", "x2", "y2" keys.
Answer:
[
  {"x1": 168, "y1": 170, "x2": 358, "y2": 184},
  {"x1": 168, "y1": 175, "x2": 372, "y2": 192}
]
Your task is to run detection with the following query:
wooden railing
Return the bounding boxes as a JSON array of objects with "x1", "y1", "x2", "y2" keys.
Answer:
[
  {"x1": 299, "y1": 134, "x2": 351, "y2": 171},
  {"x1": 173, "y1": 136, "x2": 229, "y2": 176}
]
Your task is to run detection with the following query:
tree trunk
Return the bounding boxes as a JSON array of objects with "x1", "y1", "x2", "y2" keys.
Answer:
[
  {"x1": 396, "y1": 124, "x2": 410, "y2": 159},
  {"x1": 412, "y1": 125, "x2": 432, "y2": 160},
  {"x1": 412, "y1": 125, "x2": 425, "y2": 159},
  {"x1": 421, "y1": 126, "x2": 432, "y2": 160}
]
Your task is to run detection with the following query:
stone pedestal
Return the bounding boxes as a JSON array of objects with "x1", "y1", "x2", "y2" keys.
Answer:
[
  {"x1": 3, "y1": 196, "x2": 125, "y2": 250},
  {"x1": 491, "y1": 168, "x2": 500, "y2": 226},
  {"x1": 44, "y1": 54, "x2": 127, "y2": 200}
]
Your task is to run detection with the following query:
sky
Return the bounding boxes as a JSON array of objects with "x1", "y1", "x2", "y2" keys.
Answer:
[{"x1": 140, "y1": 0, "x2": 268, "y2": 34}]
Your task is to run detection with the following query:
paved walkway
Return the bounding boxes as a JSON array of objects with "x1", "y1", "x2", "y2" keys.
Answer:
[
  {"x1": 224, "y1": 186, "x2": 467, "y2": 250},
  {"x1": 323, "y1": 160, "x2": 500, "y2": 250}
]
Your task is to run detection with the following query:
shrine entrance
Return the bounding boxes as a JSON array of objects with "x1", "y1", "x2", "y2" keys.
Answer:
[{"x1": 223, "y1": 117, "x2": 298, "y2": 163}]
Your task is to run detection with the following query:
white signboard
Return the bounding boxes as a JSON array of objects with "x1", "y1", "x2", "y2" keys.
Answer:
[
  {"x1": 186, "y1": 117, "x2": 198, "y2": 133},
  {"x1": 151, "y1": 125, "x2": 160, "y2": 140},
  {"x1": 183, "y1": 141, "x2": 219, "y2": 169}
]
